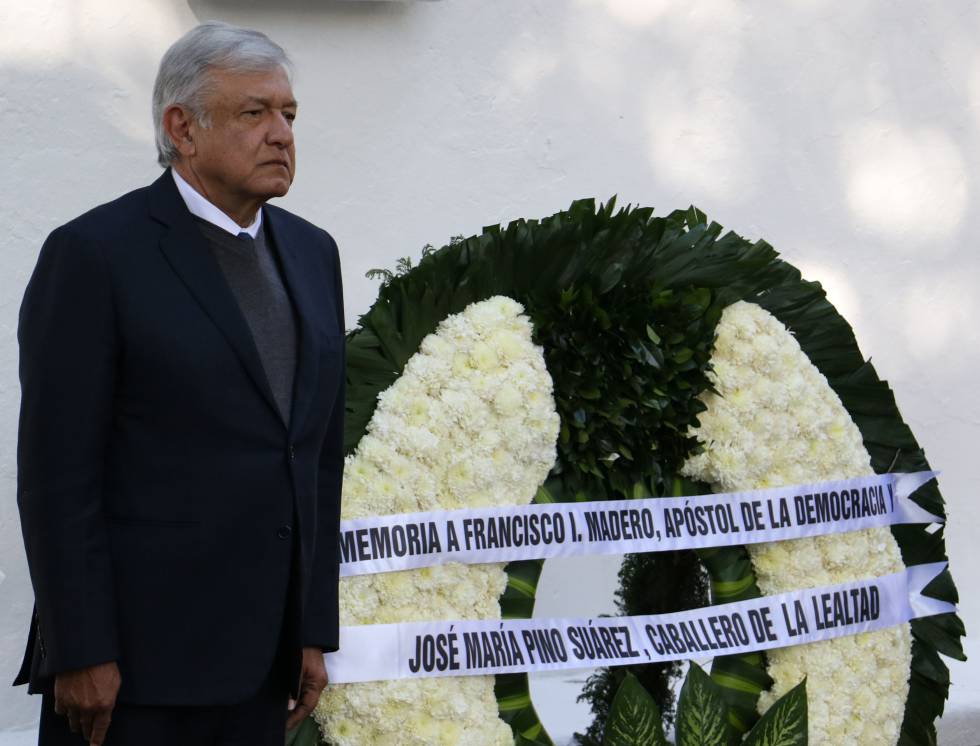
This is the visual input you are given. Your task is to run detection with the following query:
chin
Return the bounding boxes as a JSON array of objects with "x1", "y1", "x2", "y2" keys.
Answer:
[{"x1": 257, "y1": 180, "x2": 291, "y2": 200}]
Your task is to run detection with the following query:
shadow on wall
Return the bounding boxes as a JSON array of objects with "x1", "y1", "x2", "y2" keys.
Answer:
[
  {"x1": 0, "y1": 53, "x2": 157, "y2": 729},
  {"x1": 188, "y1": 0, "x2": 977, "y2": 376},
  {"x1": 190, "y1": 0, "x2": 979, "y2": 225}
]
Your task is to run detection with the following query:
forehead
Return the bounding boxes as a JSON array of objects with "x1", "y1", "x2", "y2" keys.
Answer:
[{"x1": 206, "y1": 67, "x2": 295, "y2": 106}]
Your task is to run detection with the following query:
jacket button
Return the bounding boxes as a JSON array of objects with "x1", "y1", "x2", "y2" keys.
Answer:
[
  {"x1": 277, "y1": 525, "x2": 292, "y2": 540},
  {"x1": 288, "y1": 444, "x2": 296, "y2": 462}
]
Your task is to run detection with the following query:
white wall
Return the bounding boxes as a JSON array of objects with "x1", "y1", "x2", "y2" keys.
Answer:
[{"x1": 1, "y1": 0, "x2": 976, "y2": 739}]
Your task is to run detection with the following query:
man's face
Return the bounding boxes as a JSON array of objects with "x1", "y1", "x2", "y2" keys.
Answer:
[{"x1": 187, "y1": 66, "x2": 297, "y2": 209}]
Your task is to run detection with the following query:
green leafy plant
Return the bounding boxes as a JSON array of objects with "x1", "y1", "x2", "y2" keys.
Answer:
[
  {"x1": 675, "y1": 664, "x2": 730, "y2": 746},
  {"x1": 602, "y1": 672, "x2": 669, "y2": 746},
  {"x1": 742, "y1": 679, "x2": 807, "y2": 746},
  {"x1": 575, "y1": 549, "x2": 710, "y2": 746},
  {"x1": 339, "y1": 198, "x2": 962, "y2": 745},
  {"x1": 602, "y1": 667, "x2": 806, "y2": 746},
  {"x1": 532, "y1": 281, "x2": 720, "y2": 500}
]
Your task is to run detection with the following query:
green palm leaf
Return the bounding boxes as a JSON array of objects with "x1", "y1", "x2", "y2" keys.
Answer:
[{"x1": 494, "y1": 671, "x2": 554, "y2": 746}]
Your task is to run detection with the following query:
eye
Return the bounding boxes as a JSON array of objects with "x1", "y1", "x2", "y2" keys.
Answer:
[
  {"x1": 242, "y1": 109, "x2": 262, "y2": 119},
  {"x1": 284, "y1": 111, "x2": 297, "y2": 126}
]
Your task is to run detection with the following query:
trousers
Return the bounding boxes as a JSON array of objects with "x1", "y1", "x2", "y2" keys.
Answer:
[
  {"x1": 37, "y1": 557, "x2": 297, "y2": 746},
  {"x1": 37, "y1": 667, "x2": 288, "y2": 746}
]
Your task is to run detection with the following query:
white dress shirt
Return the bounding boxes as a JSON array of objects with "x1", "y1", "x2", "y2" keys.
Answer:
[{"x1": 171, "y1": 168, "x2": 262, "y2": 238}]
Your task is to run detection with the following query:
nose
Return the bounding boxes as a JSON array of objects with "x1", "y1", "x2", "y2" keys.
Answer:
[{"x1": 267, "y1": 111, "x2": 294, "y2": 149}]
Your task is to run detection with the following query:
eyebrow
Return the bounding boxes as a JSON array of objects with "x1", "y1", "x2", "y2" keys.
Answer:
[{"x1": 243, "y1": 96, "x2": 298, "y2": 109}]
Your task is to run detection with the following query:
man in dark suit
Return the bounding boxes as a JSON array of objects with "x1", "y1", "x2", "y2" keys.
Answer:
[{"x1": 15, "y1": 21, "x2": 345, "y2": 745}]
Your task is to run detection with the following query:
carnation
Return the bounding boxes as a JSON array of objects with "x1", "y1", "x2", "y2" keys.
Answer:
[
  {"x1": 315, "y1": 296, "x2": 560, "y2": 745},
  {"x1": 681, "y1": 301, "x2": 911, "y2": 745}
]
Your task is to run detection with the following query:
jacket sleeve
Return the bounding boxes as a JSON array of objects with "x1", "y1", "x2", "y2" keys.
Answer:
[
  {"x1": 17, "y1": 223, "x2": 121, "y2": 676},
  {"x1": 303, "y1": 232, "x2": 346, "y2": 651}
]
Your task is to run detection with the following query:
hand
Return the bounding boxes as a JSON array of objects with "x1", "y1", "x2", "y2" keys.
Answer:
[
  {"x1": 286, "y1": 646, "x2": 328, "y2": 730},
  {"x1": 54, "y1": 661, "x2": 121, "y2": 746}
]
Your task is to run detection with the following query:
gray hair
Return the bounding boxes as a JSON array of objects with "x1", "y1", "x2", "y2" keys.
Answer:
[{"x1": 152, "y1": 21, "x2": 292, "y2": 167}]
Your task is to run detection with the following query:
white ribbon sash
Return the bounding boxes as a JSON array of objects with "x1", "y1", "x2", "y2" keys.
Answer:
[
  {"x1": 325, "y1": 562, "x2": 954, "y2": 683},
  {"x1": 339, "y1": 471, "x2": 940, "y2": 577}
]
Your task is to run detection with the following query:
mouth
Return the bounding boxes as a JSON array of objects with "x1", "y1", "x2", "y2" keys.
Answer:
[{"x1": 262, "y1": 160, "x2": 290, "y2": 170}]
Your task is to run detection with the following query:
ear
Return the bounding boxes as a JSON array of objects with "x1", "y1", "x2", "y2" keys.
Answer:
[{"x1": 162, "y1": 104, "x2": 198, "y2": 159}]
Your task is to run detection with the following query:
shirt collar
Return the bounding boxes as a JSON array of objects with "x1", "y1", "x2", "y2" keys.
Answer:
[{"x1": 171, "y1": 168, "x2": 262, "y2": 238}]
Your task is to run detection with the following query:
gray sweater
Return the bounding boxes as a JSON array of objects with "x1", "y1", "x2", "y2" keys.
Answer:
[{"x1": 194, "y1": 217, "x2": 297, "y2": 426}]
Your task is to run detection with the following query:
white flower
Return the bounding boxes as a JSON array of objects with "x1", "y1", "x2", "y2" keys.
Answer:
[
  {"x1": 681, "y1": 301, "x2": 911, "y2": 746},
  {"x1": 316, "y1": 296, "x2": 559, "y2": 745}
]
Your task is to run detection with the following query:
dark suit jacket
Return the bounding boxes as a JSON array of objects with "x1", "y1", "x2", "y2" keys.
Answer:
[{"x1": 14, "y1": 169, "x2": 346, "y2": 705}]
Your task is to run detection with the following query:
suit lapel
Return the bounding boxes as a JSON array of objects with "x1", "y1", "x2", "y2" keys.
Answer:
[
  {"x1": 265, "y1": 207, "x2": 319, "y2": 438},
  {"x1": 149, "y1": 170, "x2": 285, "y2": 427}
]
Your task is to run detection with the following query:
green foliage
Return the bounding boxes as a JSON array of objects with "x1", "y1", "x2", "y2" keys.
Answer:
[
  {"x1": 675, "y1": 664, "x2": 730, "y2": 746},
  {"x1": 704, "y1": 652, "x2": 773, "y2": 737},
  {"x1": 495, "y1": 669, "x2": 555, "y2": 746},
  {"x1": 342, "y1": 197, "x2": 963, "y2": 746},
  {"x1": 743, "y1": 679, "x2": 808, "y2": 746},
  {"x1": 366, "y1": 243, "x2": 442, "y2": 286},
  {"x1": 751, "y1": 264, "x2": 966, "y2": 745},
  {"x1": 575, "y1": 549, "x2": 710, "y2": 745},
  {"x1": 346, "y1": 200, "x2": 737, "y2": 743},
  {"x1": 601, "y1": 669, "x2": 806, "y2": 746},
  {"x1": 343, "y1": 198, "x2": 790, "y2": 456},
  {"x1": 601, "y1": 673, "x2": 668, "y2": 746},
  {"x1": 670, "y1": 477, "x2": 772, "y2": 736},
  {"x1": 499, "y1": 556, "x2": 546, "y2": 620},
  {"x1": 534, "y1": 282, "x2": 720, "y2": 499},
  {"x1": 286, "y1": 717, "x2": 326, "y2": 746}
]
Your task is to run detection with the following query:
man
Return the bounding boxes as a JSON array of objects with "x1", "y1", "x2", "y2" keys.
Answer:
[{"x1": 14, "y1": 21, "x2": 345, "y2": 746}]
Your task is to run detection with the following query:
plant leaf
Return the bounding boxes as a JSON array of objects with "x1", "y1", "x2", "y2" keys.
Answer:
[
  {"x1": 602, "y1": 672, "x2": 668, "y2": 746},
  {"x1": 676, "y1": 663, "x2": 730, "y2": 746},
  {"x1": 743, "y1": 678, "x2": 808, "y2": 746},
  {"x1": 342, "y1": 198, "x2": 963, "y2": 746},
  {"x1": 286, "y1": 716, "x2": 325, "y2": 746}
]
